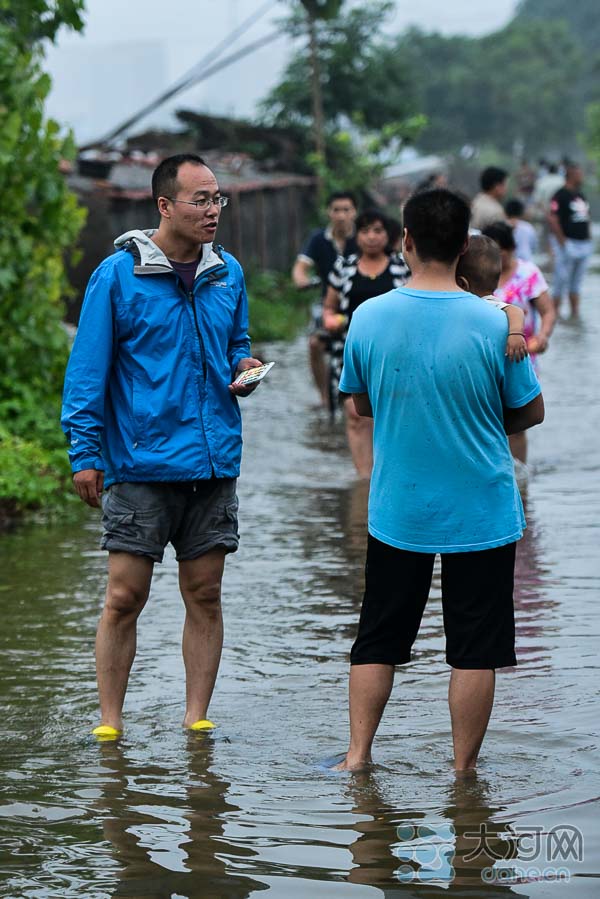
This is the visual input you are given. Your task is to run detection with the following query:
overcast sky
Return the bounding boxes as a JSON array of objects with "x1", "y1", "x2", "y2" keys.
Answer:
[{"x1": 45, "y1": 0, "x2": 518, "y2": 145}]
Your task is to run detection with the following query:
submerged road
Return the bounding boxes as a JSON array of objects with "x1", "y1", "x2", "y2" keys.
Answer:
[{"x1": 0, "y1": 264, "x2": 599, "y2": 897}]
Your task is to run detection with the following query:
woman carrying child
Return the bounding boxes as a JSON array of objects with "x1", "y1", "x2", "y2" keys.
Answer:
[{"x1": 482, "y1": 221, "x2": 556, "y2": 464}]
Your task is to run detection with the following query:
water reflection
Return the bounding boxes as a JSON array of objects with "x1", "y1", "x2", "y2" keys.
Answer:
[
  {"x1": 513, "y1": 495, "x2": 557, "y2": 669},
  {"x1": 345, "y1": 772, "x2": 529, "y2": 896},
  {"x1": 97, "y1": 738, "x2": 263, "y2": 898},
  {"x1": 1, "y1": 271, "x2": 600, "y2": 895}
]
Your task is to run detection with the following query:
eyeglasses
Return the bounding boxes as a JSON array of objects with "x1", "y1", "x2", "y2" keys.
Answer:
[{"x1": 166, "y1": 196, "x2": 229, "y2": 209}]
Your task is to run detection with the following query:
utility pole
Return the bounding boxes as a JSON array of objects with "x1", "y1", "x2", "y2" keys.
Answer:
[
  {"x1": 307, "y1": 12, "x2": 326, "y2": 162},
  {"x1": 300, "y1": 0, "x2": 343, "y2": 195}
]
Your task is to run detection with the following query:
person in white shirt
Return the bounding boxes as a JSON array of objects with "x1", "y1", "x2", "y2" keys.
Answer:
[
  {"x1": 471, "y1": 167, "x2": 508, "y2": 231},
  {"x1": 506, "y1": 199, "x2": 538, "y2": 262}
]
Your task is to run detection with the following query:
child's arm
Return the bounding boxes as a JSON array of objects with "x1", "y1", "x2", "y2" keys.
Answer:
[{"x1": 502, "y1": 304, "x2": 528, "y2": 362}]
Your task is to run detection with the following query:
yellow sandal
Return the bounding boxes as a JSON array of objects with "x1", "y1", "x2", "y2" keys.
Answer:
[
  {"x1": 92, "y1": 724, "x2": 122, "y2": 741},
  {"x1": 188, "y1": 719, "x2": 216, "y2": 732}
]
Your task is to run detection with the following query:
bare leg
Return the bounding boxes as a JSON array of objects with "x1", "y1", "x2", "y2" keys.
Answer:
[
  {"x1": 344, "y1": 397, "x2": 373, "y2": 479},
  {"x1": 96, "y1": 552, "x2": 153, "y2": 731},
  {"x1": 308, "y1": 334, "x2": 330, "y2": 407},
  {"x1": 336, "y1": 664, "x2": 394, "y2": 770},
  {"x1": 179, "y1": 548, "x2": 226, "y2": 727},
  {"x1": 508, "y1": 431, "x2": 527, "y2": 464},
  {"x1": 449, "y1": 668, "x2": 495, "y2": 770},
  {"x1": 568, "y1": 291, "x2": 580, "y2": 319}
]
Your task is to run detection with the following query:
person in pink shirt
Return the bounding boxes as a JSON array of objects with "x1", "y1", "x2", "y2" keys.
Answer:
[{"x1": 482, "y1": 222, "x2": 556, "y2": 464}]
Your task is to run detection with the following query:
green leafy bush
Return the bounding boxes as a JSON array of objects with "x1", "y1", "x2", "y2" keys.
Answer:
[
  {"x1": 246, "y1": 270, "x2": 314, "y2": 343},
  {"x1": 0, "y1": 4, "x2": 86, "y2": 523},
  {"x1": 0, "y1": 428, "x2": 72, "y2": 519}
]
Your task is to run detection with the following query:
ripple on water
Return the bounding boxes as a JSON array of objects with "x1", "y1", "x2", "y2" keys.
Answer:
[{"x1": 2, "y1": 278, "x2": 600, "y2": 896}]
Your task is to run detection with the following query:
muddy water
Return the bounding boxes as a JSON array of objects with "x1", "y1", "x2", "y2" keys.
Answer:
[{"x1": 0, "y1": 269, "x2": 599, "y2": 898}]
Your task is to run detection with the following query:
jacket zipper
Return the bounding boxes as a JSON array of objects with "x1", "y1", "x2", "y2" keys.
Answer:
[
  {"x1": 189, "y1": 290, "x2": 207, "y2": 381},
  {"x1": 185, "y1": 263, "x2": 228, "y2": 380},
  {"x1": 177, "y1": 263, "x2": 227, "y2": 476},
  {"x1": 168, "y1": 273, "x2": 212, "y2": 474}
]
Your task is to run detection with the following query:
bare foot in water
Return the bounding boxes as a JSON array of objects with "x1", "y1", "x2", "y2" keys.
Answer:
[{"x1": 333, "y1": 753, "x2": 372, "y2": 772}]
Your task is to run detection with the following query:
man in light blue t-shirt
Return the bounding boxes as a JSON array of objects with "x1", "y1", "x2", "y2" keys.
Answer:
[{"x1": 336, "y1": 189, "x2": 544, "y2": 772}]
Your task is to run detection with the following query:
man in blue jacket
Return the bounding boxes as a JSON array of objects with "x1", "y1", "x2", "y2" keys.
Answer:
[{"x1": 62, "y1": 154, "x2": 262, "y2": 739}]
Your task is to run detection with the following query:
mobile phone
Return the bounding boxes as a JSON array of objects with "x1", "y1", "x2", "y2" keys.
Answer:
[{"x1": 233, "y1": 362, "x2": 275, "y2": 387}]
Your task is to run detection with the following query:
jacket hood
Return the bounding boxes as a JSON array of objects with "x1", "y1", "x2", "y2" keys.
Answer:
[{"x1": 113, "y1": 228, "x2": 224, "y2": 276}]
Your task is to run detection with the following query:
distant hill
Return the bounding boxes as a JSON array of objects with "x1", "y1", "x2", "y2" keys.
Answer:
[
  {"x1": 399, "y1": 0, "x2": 598, "y2": 156},
  {"x1": 516, "y1": 0, "x2": 600, "y2": 53}
]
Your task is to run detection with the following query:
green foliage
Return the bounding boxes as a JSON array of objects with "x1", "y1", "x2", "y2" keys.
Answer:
[
  {"x1": 517, "y1": 0, "x2": 600, "y2": 57},
  {"x1": 479, "y1": 21, "x2": 583, "y2": 153},
  {"x1": 246, "y1": 270, "x2": 313, "y2": 343},
  {"x1": 260, "y1": 2, "x2": 424, "y2": 195},
  {"x1": 262, "y1": 2, "x2": 416, "y2": 133},
  {"x1": 397, "y1": 20, "x2": 583, "y2": 156},
  {"x1": 0, "y1": 428, "x2": 72, "y2": 518},
  {"x1": 0, "y1": 0, "x2": 84, "y2": 47},
  {"x1": 517, "y1": 0, "x2": 600, "y2": 120},
  {"x1": 267, "y1": 0, "x2": 593, "y2": 170},
  {"x1": 308, "y1": 117, "x2": 427, "y2": 199},
  {"x1": 299, "y1": 0, "x2": 343, "y2": 20},
  {"x1": 584, "y1": 102, "x2": 600, "y2": 174},
  {"x1": 0, "y1": 4, "x2": 86, "y2": 521}
]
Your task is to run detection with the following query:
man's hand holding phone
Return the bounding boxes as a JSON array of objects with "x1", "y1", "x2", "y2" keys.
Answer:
[{"x1": 229, "y1": 358, "x2": 273, "y2": 397}]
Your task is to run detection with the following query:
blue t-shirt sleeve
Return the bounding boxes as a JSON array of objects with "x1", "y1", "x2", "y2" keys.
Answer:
[
  {"x1": 502, "y1": 356, "x2": 541, "y2": 408},
  {"x1": 339, "y1": 318, "x2": 367, "y2": 394}
]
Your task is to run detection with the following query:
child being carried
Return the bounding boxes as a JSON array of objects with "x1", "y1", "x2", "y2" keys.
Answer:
[{"x1": 456, "y1": 235, "x2": 528, "y2": 362}]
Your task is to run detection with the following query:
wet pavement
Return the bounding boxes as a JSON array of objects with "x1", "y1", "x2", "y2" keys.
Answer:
[{"x1": 0, "y1": 267, "x2": 599, "y2": 898}]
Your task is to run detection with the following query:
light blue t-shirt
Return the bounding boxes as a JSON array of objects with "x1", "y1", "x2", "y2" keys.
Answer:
[{"x1": 339, "y1": 287, "x2": 542, "y2": 553}]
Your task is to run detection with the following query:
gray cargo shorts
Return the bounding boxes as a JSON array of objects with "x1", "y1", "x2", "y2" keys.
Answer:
[{"x1": 101, "y1": 479, "x2": 239, "y2": 562}]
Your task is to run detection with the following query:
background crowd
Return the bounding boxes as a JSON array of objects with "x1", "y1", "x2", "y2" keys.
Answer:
[{"x1": 293, "y1": 158, "x2": 592, "y2": 475}]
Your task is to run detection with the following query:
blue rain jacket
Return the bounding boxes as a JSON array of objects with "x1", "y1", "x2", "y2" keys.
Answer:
[{"x1": 61, "y1": 229, "x2": 251, "y2": 486}]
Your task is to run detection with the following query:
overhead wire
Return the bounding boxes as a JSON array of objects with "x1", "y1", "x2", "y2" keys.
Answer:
[{"x1": 88, "y1": 0, "x2": 280, "y2": 148}]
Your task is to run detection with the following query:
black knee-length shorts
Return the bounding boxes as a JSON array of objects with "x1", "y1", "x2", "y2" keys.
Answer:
[{"x1": 350, "y1": 535, "x2": 517, "y2": 670}]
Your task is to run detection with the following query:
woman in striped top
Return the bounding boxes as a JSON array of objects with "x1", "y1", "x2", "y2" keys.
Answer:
[{"x1": 322, "y1": 209, "x2": 410, "y2": 478}]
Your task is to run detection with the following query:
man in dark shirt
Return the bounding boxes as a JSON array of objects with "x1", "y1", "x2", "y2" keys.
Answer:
[
  {"x1": 292, "y1": 192, "x2": 358, "y2": 407},
  {"x1": 549, "y1": 164, "x2": 592, "y2": 319}
]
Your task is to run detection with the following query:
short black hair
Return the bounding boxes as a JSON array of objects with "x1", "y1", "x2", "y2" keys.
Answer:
[
  {"x1": 566, "y1": 163, "x2": 582, "y2": 178},
  {"x1": 152, "y1": 153, "x2": 206, "y2": 201},
  {"x1": 385, "y1": 215, "x2": 402, "y2": 252},
  {"x1": 482, "y1": 221, "x2": 516, "y2": 252},
  {"x1": 456, "y1": 235, "x2": 502, "y2": 296},
  {"x1": 326, "y1": 190, "x2": 357, "y2": 208},
  {"x1": 403, "y1": 189, "x2": 470, "y2": 264},
  {"x1": 505, "y1": 198, "x2": 524, "y2": 218},
  {"x1": 480, "y1": 166, "x2": 507, "y2": 192},
  {"x1": 355, "y1": 208, "x2": 388, "y2": 234}
]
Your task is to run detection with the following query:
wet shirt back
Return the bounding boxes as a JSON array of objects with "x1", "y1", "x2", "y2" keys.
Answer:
[{"x1": 339, "y1": 288, "x2": 541, "y2": 553}]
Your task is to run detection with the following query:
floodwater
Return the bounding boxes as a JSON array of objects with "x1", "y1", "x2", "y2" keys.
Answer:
[{"x1": 1, "y1": 268, "x2": 599, "y2": 899}]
